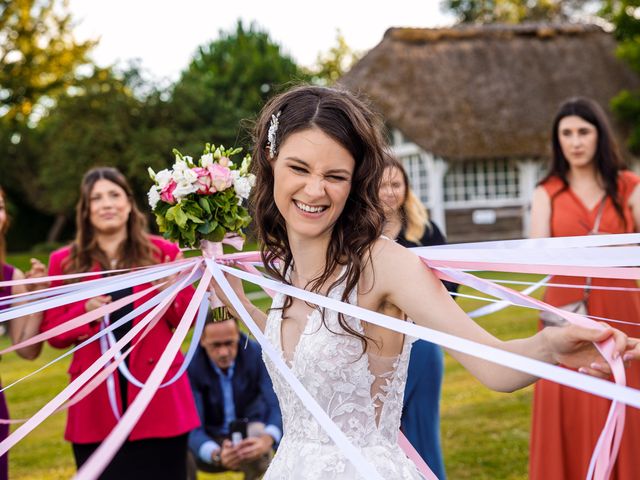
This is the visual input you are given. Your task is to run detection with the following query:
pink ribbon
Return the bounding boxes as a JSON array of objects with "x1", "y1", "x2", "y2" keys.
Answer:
[
  {"x1": 398, "y1": 430, "x2": 438, "y2": 479},
  {"x1": 0, "y1": 284, "x2": 162, "y2": 356},
  {"x1": 0, "y1": 261, "x2": 202, "y2": 458},
  {"x1": 73, "y1": 267, "x2": 211, "y2": 479},
  {"x1": 1, "y1": 233, "x2": 637, "y2": 479},
  {"x1": 426, "y1": 261, "x2": 626, "y2": 480}
]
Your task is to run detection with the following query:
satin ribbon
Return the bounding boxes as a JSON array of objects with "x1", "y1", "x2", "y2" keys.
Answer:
[
  {"x1": 428, "y1": 265, "x2": 626, "y2": 480},
  {"x1": 468, "y1": 275, "x2": 551, "y2": 318},
  {"x1": 0, "y1": 261, "x2": 194, "y2": 323},
  {"x1": 0, "y1": 261, "x2": 202, "y2": 457},
  {"x1": 0, "y1": 257, "x2": 195, "y2": 289},
  {"x1": 211, "y1": 261, "x2": 636, "y2": 480},
  {"x1": 205, "y1": 258, "x2": 385, "y2": 480},
  {"x1": 101, "y1": 292, "x2": 209, "y2": 392},
  {"x1": 1, "y1": 232, "x2": 637, "y2": 479},
  {"x1": 73, "y1": 266, "x2": 211, "y2": 479}
]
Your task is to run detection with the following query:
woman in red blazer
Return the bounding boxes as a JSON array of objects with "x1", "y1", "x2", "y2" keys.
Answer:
[{"x1": 42, "y1": 167, "x2": 199, "y2": 480}]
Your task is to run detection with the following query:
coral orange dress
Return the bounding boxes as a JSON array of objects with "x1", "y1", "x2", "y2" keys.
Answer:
[{"x1": 530, "y1": 171, "x2": 640, "y2": 480}]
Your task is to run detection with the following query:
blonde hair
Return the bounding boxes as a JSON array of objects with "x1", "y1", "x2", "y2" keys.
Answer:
[
  {"x1": 404, "y1": 188, "x2": 430, "y2": 243},
  {"x1": 383, "y1": 153, "x2": 431, "y2": 244}
]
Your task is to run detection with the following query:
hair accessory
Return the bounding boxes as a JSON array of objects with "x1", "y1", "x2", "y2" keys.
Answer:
[{"x1": 267, "y1": 111, "x2": 281, "y2": 159}]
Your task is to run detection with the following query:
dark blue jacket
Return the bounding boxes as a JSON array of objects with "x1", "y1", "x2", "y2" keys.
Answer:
[{"x1": 187, "y1": 333, "x2": 282, "y2": 455}]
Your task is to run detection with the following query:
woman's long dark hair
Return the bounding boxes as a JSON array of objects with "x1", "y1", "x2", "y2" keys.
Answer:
[
  {"x1": 251, "y1": 85, "x2": 387, "y2": 352},
  {"x1": 541, "y1": 97, "x2": 628, "y2": 224},
  {"x1": 64, "y1": 167, "x2": 158, "y2": 273}
]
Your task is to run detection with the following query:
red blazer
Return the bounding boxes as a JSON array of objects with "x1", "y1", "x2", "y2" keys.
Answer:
[{"x1": 42, "y1": 236, "x2": 200, "y2": 443}]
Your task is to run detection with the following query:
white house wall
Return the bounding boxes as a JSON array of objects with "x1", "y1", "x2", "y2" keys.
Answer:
[{"x1": 392, "y1": 138, "x2": 543, "y2": 241}]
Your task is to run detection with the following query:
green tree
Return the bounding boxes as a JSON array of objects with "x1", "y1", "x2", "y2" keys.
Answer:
[
  {"x1": 442, "y1": 0, "x2": 599, "y2": 23},
  {"x1": 0, "y1": 0, "x2": 95, "y2": 126},
  {"x1": 169, "y1": 20, "x2": 305, "y2": 157},
  {"x1": 307, "y1": 30, "x2": 361, "y2": 86},
  {"x1": 601, "y1": 1, "x2": 640, "y2": 153},
  {"x1": 34, "y1": 64, "x2": 173, "y2": 241},
  {"x1": 0, "y1": 0, "x2": 95, "y2": 242}
]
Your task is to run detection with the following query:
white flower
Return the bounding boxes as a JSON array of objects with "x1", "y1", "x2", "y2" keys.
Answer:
[
  {"x1": 173, "y1": 180, "x2": 198, "y2": 201},
  {"x1": 172, "y1": 161, "x2": 198, "y2": 184},
  {"x1": 147, "y1": 186, "x2": 161, "y2": 209},
  {"x1": 239, "y1": 154, "x2": 252, "y2": 176},
  {"x1": 200, "y1": 153, "x2": 214, "y2": 168},
  {"x1": 232, "y1": 172, "x2": 256, "y2": 200},
  {"x1": 155, "y1": 169, "x2": 172, "y2": 189}
]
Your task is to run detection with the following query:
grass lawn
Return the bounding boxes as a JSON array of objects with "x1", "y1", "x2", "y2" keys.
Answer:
[{"x1": 4, "y1": 252, "x2": 542, "y2": 479}]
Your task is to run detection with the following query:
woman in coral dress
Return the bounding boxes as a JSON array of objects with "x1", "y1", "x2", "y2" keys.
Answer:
[{"x1": 529, "y1": 97, "x2": 640, "y2": 479}]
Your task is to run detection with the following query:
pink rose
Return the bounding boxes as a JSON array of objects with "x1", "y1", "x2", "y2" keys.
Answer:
[
  {"x1": 209, "y1": 163, "x2": 233, "y2": 192},
  {"x1": 193, "y1": 167, "x2": 214, "y2": 194},
  {"x1": 160, "y1": 180, "x2": 177, "y2": 204},
  {"x1": 218, "y1": 156, "x2": 231, "y2": 167}
]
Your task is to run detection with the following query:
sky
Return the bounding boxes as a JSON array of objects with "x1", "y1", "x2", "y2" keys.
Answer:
[{"x1": 68, "y1": 0, "x2": 454, "y2": 82}]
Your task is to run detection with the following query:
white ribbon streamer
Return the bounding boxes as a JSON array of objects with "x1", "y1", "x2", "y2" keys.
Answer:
[
  {"x1": 205, "y1": 259, "x2": 385, "y2": 480},
  {"x1": 216, "y1": 263, "x2": 640, "y2": 409}
]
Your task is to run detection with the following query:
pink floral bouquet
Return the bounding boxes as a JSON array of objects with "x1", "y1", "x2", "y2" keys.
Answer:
[{"x1": 147, "y1": 144, "x2": 255, "y2": 248}]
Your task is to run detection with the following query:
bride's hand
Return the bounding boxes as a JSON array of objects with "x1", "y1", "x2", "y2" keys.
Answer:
[{"x1": 544, "y1": 323, "x2": 640, "y2": 378}]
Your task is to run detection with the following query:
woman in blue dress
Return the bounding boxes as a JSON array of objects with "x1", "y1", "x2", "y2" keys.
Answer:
[{"x1": 379, "y1": 154, "x2": 457, "y2": 479}]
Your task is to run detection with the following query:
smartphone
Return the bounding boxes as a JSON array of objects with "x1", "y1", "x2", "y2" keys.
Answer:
[{"x1": 229, "y1": 418, "x2": 248, "y2": 446}]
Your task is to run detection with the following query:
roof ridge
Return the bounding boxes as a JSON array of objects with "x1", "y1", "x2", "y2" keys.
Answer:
[{"x1": 384, "y1": 23, "x2": 604, "y2": 43}]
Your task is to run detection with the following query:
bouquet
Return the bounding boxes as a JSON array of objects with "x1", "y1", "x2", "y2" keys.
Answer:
[{"x1": 147, "y1": 143, "x2": 255, "y2": 248}]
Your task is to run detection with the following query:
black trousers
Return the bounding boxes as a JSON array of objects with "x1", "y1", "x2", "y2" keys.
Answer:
[{"x1": 73, "y1": 433, "x2": 188, "y2": 480}]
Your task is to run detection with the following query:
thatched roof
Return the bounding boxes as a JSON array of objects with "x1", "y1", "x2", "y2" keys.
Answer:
[{"x1": 340, "y1": 23, "x2": 640, "y2": 161}]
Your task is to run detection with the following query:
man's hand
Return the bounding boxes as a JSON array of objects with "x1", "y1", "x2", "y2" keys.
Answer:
[
  {"x1": 236, "y1": 434, "x2": 274, "y2": 462},
  {"x1": 219, "y1": 434, "x2": 274, "y2": 469},
  {"x1": 219, "y1": 439, "x2": 243, "y2": 470}
]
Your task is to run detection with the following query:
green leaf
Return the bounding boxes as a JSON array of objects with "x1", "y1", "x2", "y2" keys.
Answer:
[
  {"x1": 198, "y1": 197, "x2": 212, "y2": 214},
  {"x1": 166, "y1": 205, "x2": 188, "y2": 228}
]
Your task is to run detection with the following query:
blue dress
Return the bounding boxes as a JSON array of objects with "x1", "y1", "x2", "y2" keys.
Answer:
[{"x1": 397, "y1": 222, "x2": 454, "y2": 480}]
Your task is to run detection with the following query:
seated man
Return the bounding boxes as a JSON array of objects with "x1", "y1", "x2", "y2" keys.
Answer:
[{"x1": 187, "y1": 311, "x2": 282, "y2": 480}]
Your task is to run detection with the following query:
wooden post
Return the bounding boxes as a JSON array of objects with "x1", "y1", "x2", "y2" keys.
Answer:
[
  {"x1": 517, "y1": 159, "x2": 540, "y2": 237},
  {"x1": 425, "y1": 155, "x2": 448, "y2": 235}
]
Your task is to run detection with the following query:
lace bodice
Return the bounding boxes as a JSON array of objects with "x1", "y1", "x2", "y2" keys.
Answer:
[{"x1": 261, "y1": 272, "x2": 423, "y2": 479}]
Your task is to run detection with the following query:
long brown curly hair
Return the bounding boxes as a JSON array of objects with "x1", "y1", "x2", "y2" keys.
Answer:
[
  {"x1": 64, "y1": 167, "x2": 158, "y2": 273},
  {"x1": 0, "y1": 186, "x2": 9, "y2": 281},
  {"x1": 251, "y1": 85, "x2": 387, "y2": 352}
]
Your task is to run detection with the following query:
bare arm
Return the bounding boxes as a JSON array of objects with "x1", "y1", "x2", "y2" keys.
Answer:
[
  {"x1": 369, "y1": 239, "x2": 630, "y2": 392},
  {"x1": 529, "y1": 186, "x2": 551, "y2": 238},
  {"x1": 210, "y1": 271, "x2": 267, "y2": 332},
  {"x1": 9, "y1": 262, "x2": 45, "y2": 360}
]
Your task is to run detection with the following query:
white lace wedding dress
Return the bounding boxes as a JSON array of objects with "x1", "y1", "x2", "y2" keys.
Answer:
[{"x1": 262, "y1": 272, "x2": 424, "y2": 479}]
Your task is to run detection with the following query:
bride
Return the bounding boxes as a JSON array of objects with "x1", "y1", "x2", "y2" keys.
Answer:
[{"x1": 216, "y1": 85, "x2": 639, "y2": 479}]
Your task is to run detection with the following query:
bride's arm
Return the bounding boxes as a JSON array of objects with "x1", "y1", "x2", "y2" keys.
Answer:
[
  {"x1": 370, "y1": 239, "x2": 635, "y2": 392},
  {"x1": 210, "y1": 271, "x2": 267, "y2": 332}
]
